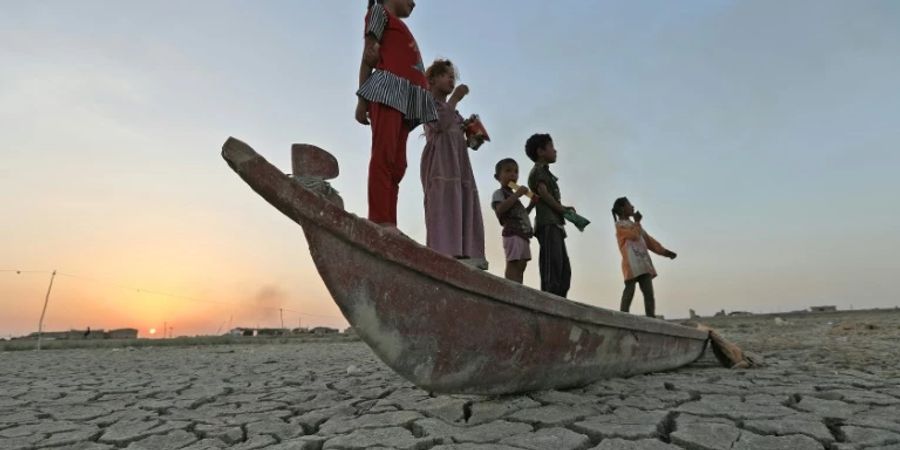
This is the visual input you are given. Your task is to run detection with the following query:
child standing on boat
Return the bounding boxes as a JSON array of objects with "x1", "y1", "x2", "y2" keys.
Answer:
[
  {"x1": 611, "y1": 197, "x2": 677, "y2": 318},
  {"x1": 421, "y1": 59, "x2": 486, "y2": 269},
  {"x1": 356, "y1": 0, "x2": 437, "y2": 229},
  {"x1": 526, "y1": 134, "x2": 576, "y2": 298},
  {"x1": 491, "y1": 158, "x2": 537, "y2": 283}
]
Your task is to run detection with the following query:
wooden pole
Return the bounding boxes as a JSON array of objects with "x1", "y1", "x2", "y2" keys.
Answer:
[{"x1": 36, "y1": 270, "x2": 57, "y2": 351}]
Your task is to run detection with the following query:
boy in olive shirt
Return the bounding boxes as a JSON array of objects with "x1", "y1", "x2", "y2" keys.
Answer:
[{"x1": 526, "y1": 133, "x2": 576, "y2": 298}]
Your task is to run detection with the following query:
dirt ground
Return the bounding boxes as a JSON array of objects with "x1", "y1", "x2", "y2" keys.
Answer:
[
  {"x1": 1, "y1": 309, "x2": 898, "y2": 450},
  {"x1": 698, "y1": 308, "x2": 900, "y2": 377}
]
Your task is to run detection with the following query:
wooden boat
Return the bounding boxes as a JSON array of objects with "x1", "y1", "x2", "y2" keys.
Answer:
[{"x1": 222, "y1": 137, "x2": 708, "y2": 395}]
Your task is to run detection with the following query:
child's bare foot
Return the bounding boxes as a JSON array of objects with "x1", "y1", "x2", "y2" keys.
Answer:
[
  {"x1": 457, "y1": 257, "x2": 489, "y2": 271},
  {"x1": 375, "y1": 223, "x2": 400, "y2": 233},
  {"x1": 376, "y1": 223, "x2": 412, "y2": 239}
]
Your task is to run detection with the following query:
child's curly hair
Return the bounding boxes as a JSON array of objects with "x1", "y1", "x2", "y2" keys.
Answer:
[
  {"x1": 425, "y1": 59, "x2": 458, "y2": 85},
  {"x1": 525, "y1": 133, "x2": 552, "y2": 162}
]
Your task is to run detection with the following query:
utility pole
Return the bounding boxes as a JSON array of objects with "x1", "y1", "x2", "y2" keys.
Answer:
[
  {"x1": 163, "y1": 321, "x2": 167, "y2": 339},
  {"x1": 36, "y1": 270, "x2": 57, "y2": 351},
  {"x1": 280, "y1": 308, "x2": 284, "y2": 330}
]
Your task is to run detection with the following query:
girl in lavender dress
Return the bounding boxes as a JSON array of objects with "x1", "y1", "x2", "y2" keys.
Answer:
[{"x1": 421, "y1": 59, "x2": 486, "y2": 269}]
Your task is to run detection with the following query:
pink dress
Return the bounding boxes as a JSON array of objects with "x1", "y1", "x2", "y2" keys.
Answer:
[{"x1": 421, "y1": 99, "x2": 486, "y2": 264}]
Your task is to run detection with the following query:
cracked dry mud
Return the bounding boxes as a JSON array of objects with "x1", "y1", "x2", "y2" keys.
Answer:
[{"x1": 2, "y1": 309, "x2": 899, "y2": 449}]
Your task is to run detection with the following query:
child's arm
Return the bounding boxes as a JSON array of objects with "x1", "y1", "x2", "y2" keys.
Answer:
[
  {"x1": 356, "y1": 37, "x2": 377, "y2": 124},
  {"x1": 356, "y1": 6, "x2": 387, "y2": 125},
  {"x1": 642, "y1": 229, "x2": 677, "y2": 259},
  {"x1": 525, "y1": 195, "x2": 540, "y2": 213},
  {"x1": 363, "y1": 35, "x2": 380, "y2": 69},
  {"x1": 355, "y1": 68, "x2": 371, "y2": 125},
  {"x1": 535, "y1": 183, "x2": 572, "y2": 215},
  {"x1": 494, "y1": 187, "x2": 528, "y2": 216},
  {"x1": 448, "y1": 84, "x2": 469, "y2": 110},
  {"x1": 429, "y1": 85, "x2": 470, "y2": 133},
  {"x1": 359, "y1": 36, "x2": 379, "y2": 86}
]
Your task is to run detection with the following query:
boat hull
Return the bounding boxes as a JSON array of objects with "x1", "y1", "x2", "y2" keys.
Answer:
[{"x1": 222, "y1": 137, "x2": 708, "y2": 394}]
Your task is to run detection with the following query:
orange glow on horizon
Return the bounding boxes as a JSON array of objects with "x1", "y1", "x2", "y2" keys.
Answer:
[{"x1": 0, "y1": 266, "x2": 348, "y2": 338}]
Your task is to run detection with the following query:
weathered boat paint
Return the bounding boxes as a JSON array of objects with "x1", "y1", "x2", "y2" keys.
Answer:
[{"x1": 222, "y1": 137, "x2": 708, "y2": 394}]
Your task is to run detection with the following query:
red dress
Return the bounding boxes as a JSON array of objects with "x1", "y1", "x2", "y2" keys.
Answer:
[
  {"x1": 357, "y1": 4, "x2": 437, "y2": 129},
  {"x1": 357, "y1": 5, "x2": 437, "y2": 225}
]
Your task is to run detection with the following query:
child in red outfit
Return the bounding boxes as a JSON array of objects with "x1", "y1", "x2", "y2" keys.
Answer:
[{"x1": 356, "y1": 0, "x2": 437, "y2": 228}]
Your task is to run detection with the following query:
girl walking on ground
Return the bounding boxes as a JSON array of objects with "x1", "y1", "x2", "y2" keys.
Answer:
[
  {"x1": 356, "y1": 0, "x2": 437, "y2": 230},
  {"x1": 420, "y1": 59, "x2": 487, "y2": 269},
  {"x1": 611, "y1": 197, "x2": 677, "y2": 318}
]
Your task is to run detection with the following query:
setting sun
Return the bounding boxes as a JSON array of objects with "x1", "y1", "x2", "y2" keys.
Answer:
[{"x1": 149, "y1": 328, "x2": 156, "y2": 335}]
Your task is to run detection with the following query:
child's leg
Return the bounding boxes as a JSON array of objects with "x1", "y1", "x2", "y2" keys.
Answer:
[
  {"x1": 504, "y1": 260, "x2": 527, "y2": 283},
  {"x1": 620, "y1": 279, "x2": 636, "y2": 312},
  {"x1": 503, "y1": 236, "x2": 530, "y2": 283},
  {"x1": 389, "y1": 124, "x2": 409, "y2": 224},
  {"x1": 535, "y1": 227, "x2": 551, "y2": 293},
  {"x1": 636, "y1": 274, "x2": 656, "y2": 317},
  {"x1": 559, "y1": 237, "x2": 571, "y2": 297},
  {"x1": 367, "y1": 102, "x2": 407, "y2": 225},
  {"x1": 535, "y1": 226, "x2": 570, "y2": 297}
]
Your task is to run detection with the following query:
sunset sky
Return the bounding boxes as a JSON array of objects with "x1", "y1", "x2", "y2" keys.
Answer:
[{"x1": 2, "y1": 1, "x2": 899, "y2": 338}]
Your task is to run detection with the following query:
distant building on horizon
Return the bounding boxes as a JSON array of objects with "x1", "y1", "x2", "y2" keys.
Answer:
[
  {"x1": 311, "y1": 326, "x2": 339, "y2": 335},
  {"x1": 227, "y1": 327, "x2": 256, "y2": 337},
  {"x1": 17, "y1": 328, "x2": 138, "y2": 340},
  {"x1": 257, "y1": 328, "x2": 288, "y2": 337},
  {"x1": 107, "y1": 328, "x2": 138, "y2": 339},
  {"x1": 809, "y1": 305, "x2": 838, "y2": 313}
]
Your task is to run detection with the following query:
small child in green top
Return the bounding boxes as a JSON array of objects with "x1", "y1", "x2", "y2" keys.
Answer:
[{"x1": 525, "y1": 133, "x2": 577, "y2": 298}]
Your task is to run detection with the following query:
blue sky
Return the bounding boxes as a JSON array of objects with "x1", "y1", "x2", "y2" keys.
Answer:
[{"x1": 1, "y1": 1, "x2": 898, "y2": 336}]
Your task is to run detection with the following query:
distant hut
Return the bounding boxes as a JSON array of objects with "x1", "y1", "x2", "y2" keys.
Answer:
[
  {"x1": 67, "y1": 329, "x2": 104, "y2": 340},
  {"x1": 89, "y1": 329, "x2": 105, "y2": 339},
  {"x1": 107, "y1": 328, "x2": 138, "y2": 339},
  {"x1": 809, "y1": 305, "x2": 837, "y2": 313},
  {"x1": 311, "y1": 327, "x2": 339, "y2": 335},
  {"x1": 257, "y1": 328, "x2": 287, "y2": 337},
  {"x1": 227, "y1": 327, "x2": 256, "y2": 337},
  {"x1": 65, "y1": 330, "x2": 83, "y2": 340},
  {"x1": 29, "y1": 331, "x2": 70, "y2": 340}
]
